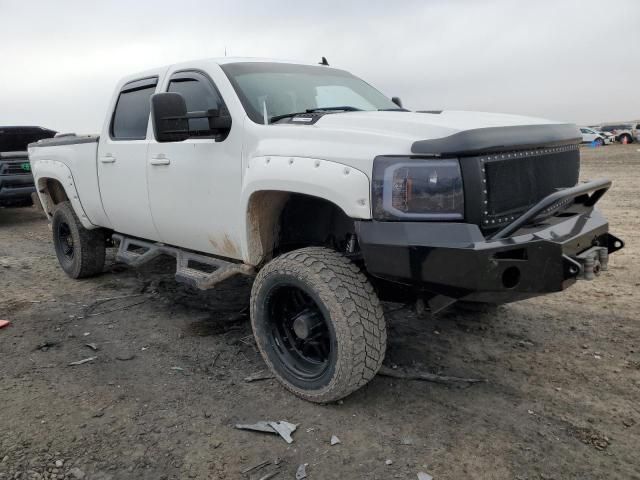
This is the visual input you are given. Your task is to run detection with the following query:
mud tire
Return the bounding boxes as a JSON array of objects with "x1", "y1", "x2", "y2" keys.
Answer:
[
  {"x1": 52, "y1": 201, "x2": 106, "y2": 279},
  {"x1": 250, "y1": 247, "x2": 387, "y2": 403}
]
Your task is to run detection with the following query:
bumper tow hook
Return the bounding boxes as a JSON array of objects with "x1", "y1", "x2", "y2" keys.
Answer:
[{"x1": 575, "y1": 246, "x2": 609, "y2": 280}]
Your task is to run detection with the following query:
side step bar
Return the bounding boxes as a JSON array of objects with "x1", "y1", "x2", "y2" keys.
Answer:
[{"x1": 112, "y1": 234, "x2": 254, "y2": 290}]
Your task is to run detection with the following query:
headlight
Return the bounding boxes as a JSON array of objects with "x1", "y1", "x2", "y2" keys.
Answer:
[{"x1": 372, "y1": 156, "x2": 464, "y2": 220}]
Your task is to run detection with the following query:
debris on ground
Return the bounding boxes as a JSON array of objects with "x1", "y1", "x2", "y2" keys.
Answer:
[
  {"x1": 0, "y1": 319, "x2": 11, "y2": 329},
  {"x1": 241, "y1": 459, "x2": 270, "y2": 474},
  {"x1": 330, "y1": 435, "x2": 341, "y2": 445},
  {"x1": 417, "y1": 472, "x2": 433, "y2": 480},
  {"x1": 85, "y1": 343, "x2": 98, "y2": 351},
  {"x1": 378, "y1": 365, "x2": 485, "y2": 385},
  {"x1": 385, "y1": 459, "x2": 393, "y2": 465},
  {"x1": 268, "y1": 421, "x2": 297, "y2": 444},
  {"x1": 244, "y1": 371, "x2": 275, "y2": 382},
  {"x1": 295, "y1": 463, "x2": 308, "y2": 479},
  {"x1": 235, "y1": 421, "x2": 277, "y2": 434},
  {"x1": 68, "y1": 356, "x2": 97, "y2": 366},
  {"x1": 235, "y1": 420, "x2": 298, "y2": 443}
]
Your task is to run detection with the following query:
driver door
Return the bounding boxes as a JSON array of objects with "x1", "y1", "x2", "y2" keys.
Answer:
[{"x1": 146, "y1": 70, "x2": 244, "y2": 259}]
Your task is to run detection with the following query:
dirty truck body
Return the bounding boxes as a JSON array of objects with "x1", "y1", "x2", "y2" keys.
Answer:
[
  {"x1": 29, "y1": 58, "x2": 623, "y2": 402},
  {"x1": 0, "y1": 126, "x2": 56, "y2": 207}
]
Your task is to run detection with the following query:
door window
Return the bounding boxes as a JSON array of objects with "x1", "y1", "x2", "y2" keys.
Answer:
[
  {"x1": 167, "y1": 72, "x2": 227, "y2": 136},
  {"x1": 111, "y1": 78, "x2": 158, "y2": 140}
]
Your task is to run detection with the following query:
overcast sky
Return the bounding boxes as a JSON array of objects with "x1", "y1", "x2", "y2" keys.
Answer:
[{"x1": 1, "y1": 0, "x2": 638, "y2": 133}]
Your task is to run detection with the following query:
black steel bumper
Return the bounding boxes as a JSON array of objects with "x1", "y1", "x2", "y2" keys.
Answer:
[
  {"x1": 0, "y1": 174, "x2": 36, "y2": 205},
  {"x1": 356, "y1": 179, "x2": 624, "y2": 304}
]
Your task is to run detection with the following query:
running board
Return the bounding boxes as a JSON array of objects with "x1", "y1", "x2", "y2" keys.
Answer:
[{"x1": 112, "y1": 234, "x2": 254, "y2": 290}]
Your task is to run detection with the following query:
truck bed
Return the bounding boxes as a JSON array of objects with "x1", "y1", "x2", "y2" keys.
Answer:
[
  {"x1": 28, "y1": 134, "x2": 107, "y2": 228},
  {"x1": 30, "y1": 134, "x2": 99, "y2": 147}
]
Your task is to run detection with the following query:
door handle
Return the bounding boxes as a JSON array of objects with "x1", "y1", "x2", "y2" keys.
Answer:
[
  {"x1": 100, "y1": 155, "x2": 116, "y2": 163},
  {"x1": 150, "y1": 154, "x2": 171, "y2": 166}
]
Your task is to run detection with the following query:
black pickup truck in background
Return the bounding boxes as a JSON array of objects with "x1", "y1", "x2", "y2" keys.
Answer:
[{"x1": 0, "y1": 126, "x2": 56, "y2": 207}]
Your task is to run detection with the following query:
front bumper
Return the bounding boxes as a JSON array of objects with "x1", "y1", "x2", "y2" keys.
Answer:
[
  {"x1": 356, "y1": 179, "x2": 624, "y2": 304},
  {"x1": 0, "y1": 174, "x2": 36, "y2": 205}
]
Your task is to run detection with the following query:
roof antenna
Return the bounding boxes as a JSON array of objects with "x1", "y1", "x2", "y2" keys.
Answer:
[
  {"x1": 319, "y1": 56, "x2": 329, "y2": 66},
  {"x1": 224, "y1": 46, "x2": 227, "y2": 57}
]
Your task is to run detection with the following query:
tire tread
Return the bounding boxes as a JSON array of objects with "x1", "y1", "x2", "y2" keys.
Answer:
[{"x1": 250, "y1": 247, "x2": 386, "y2": 403}]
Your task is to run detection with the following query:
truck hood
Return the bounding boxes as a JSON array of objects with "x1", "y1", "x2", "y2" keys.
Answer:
[
  {"x1": 249, "y1": 110, "x2": 578, "y2": 174},
  {"x1": 313, "y1": 110, "x2": 563, "y2": 140}
]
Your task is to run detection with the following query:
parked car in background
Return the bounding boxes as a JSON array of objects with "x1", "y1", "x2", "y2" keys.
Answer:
[
  {"x1": 580, "y1": 127, "x2": 607, "y2": 146},
  {"x1": 635, "y1": 123, "x2": 640, "y2": 142},
  {"x1": 1, "y1": 126, "x2": 56, "y2": 207},
  {"x1": 598, "y1": 130, "x2": 615, "y2": 144},
  {"x1": 599, "y1": 124, "x2": 636, "y2": 144}
]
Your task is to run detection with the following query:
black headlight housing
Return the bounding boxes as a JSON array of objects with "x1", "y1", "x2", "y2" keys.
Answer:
[{"x1": 372, "y1": 156, "x2": 464, "y2": 221}]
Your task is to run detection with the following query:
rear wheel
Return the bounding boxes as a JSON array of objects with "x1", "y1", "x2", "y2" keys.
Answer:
[
  {"x1": 250, "y1": 247, "x2": 386, "y2": 403},
  {"x1": 52, "y1": 201, "x2": 106, "y2": 278},
  {"x1": 620, "y1": 133, "x2": 632, "y2": 144}
]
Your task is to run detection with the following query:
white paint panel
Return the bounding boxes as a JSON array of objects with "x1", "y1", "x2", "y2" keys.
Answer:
[
  {"x1": 240, "y1": 156, "x2": 371, "y2": 263},
  {"x1": 30, "y1": 158, "x2": 94, "y2": 229}
]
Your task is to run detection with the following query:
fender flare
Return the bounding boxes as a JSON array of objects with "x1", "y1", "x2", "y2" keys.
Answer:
[
  {"x1": 32, "y1": 159, "x2": 96, "y2": 229},
  {"x1": 240, "y1": 156, "x2": 372, "y2": 265}
]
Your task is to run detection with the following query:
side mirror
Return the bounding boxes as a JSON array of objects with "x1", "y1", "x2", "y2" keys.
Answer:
[
  {"x1": 151, "y1": 93, "x2": 232, "y2": 142},
  {"x1": 207, "y1": 108, "x2": 232, "y2": 132},
  {"x1": 151, "y1": 93, "x2": 189, "y2": 143},
  {"x1": 391, "y1": 97, "x2": 403, "y2": 108}
]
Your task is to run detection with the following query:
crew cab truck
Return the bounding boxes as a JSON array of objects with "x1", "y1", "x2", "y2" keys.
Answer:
[
  {"x1": 29, "y1": 58, "x2": 623, "y2": 403},
  {"x1": 1, "y1": 126, "x2": 56, "y2": 207}
]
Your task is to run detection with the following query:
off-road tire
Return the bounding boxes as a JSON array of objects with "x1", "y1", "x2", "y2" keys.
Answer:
[
  {"x1": 250, "y1": 247, "x2": 387, "y2": 403},
  {"x1": 52, "y1": 201, "x2": 106, "y2": 279}
]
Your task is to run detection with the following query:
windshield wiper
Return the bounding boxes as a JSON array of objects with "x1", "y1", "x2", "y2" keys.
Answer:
[
  {"x1": 378, "y1": 107, "x2": 410, "y2": 112},
  {"x1": 307, "y1": 106, "x2": 362, "y2": 112},
  {"x1": 269, "y1": 106, "x2": 362, "y2": 124}
]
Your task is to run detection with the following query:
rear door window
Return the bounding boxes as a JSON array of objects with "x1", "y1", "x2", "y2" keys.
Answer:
[{"x1": 111, "y1": 78, "x2": 158, "y2": 140}]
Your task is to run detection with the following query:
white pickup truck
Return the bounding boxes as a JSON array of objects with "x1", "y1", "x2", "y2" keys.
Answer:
[{"x1": 29, "y1": 57, "x2": 623, "y2": 402}]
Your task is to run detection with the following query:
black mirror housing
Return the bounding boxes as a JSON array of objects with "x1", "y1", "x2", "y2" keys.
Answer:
[
  {"x1": 151, "y1": 93, "x2": 232, "y2": 142},
  {"x1": 208, "y1": 109, "x2": 232, "y2": 131},
  {"x1": 151, "y1": 93, "x2": 189, "y2": 143},
  {"x1": 392, "y1": 97, "x2": 403, "y2": 108}
]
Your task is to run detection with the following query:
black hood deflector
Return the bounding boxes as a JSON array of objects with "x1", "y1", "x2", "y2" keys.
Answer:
[{"x1": 411, "y1": 123, "x2": 581, "y2": 157}]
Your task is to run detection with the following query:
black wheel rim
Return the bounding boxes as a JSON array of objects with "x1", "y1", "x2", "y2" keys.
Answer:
[
  {"x1": 57, "y1": 222, "x2": 74, "y2": 260},
  {"x1": 265, "y1": 284, "x2": 332, "y2": 381}
]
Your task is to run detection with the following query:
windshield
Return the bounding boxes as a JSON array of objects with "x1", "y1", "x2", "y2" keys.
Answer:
[{"x1": 221, "y1": 62, "x2": 398, "y2": 124}]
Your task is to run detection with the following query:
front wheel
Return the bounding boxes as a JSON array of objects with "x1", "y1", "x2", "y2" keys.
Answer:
[
  {"x1": 52, "y1": 201, "x2": 106, "y2": 278},
  {"x1": 250, "y1": 247, "x2": 387, "y2": 403}
]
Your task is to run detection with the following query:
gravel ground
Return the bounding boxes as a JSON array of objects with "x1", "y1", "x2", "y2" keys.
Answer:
[{"x1": 1, "y1": 144, "x2": 639, "y2": 480}]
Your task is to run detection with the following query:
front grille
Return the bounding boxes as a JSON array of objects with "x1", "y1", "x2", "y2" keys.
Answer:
[{"x1": 479, "y1": 144, "x2": 580, "y2": 227}]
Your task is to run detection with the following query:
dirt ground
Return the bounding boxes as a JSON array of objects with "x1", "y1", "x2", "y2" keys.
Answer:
[{"x1": 1, "y1": 144, "x2": 639, "y2": 480}]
